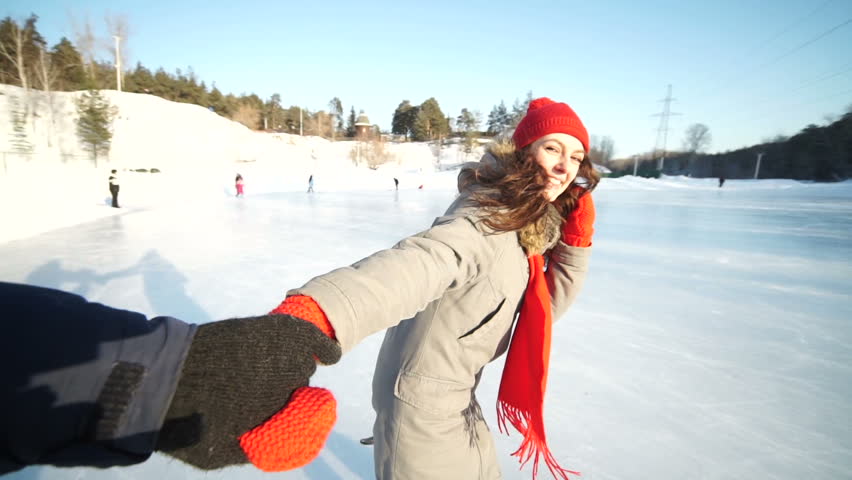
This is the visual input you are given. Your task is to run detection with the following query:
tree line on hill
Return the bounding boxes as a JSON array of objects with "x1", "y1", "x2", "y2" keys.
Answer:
[
  {"x1": 0, "y1": 15, "x2": 609, "y2": 146},
  {"x1": 606, "y1": 111, "x2": 852, "y2": 182},
  {"x1": 0, "y1": 14, "x2": 367, "y2": 139}
]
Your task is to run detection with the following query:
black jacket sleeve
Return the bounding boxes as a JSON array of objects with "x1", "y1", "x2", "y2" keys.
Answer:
[{"x1": 0, "y1": 282, "x2": 196, "y2": 474}]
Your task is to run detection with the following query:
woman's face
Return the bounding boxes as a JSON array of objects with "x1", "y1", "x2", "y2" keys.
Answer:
[{"x1": 529, "y1": 133, "x2": 585, "y2": 201}]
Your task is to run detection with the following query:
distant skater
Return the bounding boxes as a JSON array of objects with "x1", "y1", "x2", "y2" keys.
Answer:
[
  {"x1": 108, "y1": 169, "x2": 120, "y2": 208},
  {"x1": 307, "y1": 174, "x2": 314, "y2": 193},
  {"x1": 393, "y1": 177, "x2": 399, "y2": 190},
  {"x1": 718, "y1": 176, "x2": 725, "y2": 188},
  {"x1": 235, "y1": 174, "x2": 245, "y2": 197}
]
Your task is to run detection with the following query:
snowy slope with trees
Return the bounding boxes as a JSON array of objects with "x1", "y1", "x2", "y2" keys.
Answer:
[{"x1": 0, "y1": 84, "x2": 484, "y2": 243}]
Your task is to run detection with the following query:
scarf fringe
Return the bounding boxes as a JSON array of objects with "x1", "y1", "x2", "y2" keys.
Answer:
[{"x1": 497, "y1": 401, "x2": 581, "y2": 480}]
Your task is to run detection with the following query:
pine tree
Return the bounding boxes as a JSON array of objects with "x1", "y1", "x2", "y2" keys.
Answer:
[
  {"x1": 510, "y1": 91, "x2": 534, "y2": 126},
  {"x1": 49, "y1": 37, "x2": 86, "y2": 91},
  {"x1": 392, "y1": 100, "x2": 417, "y2": 139},
  {"x1": 208, "y1": 83, "x2": 226, "y2": 114},
  {"x1": 75, "y1": 89, "x2": 117, "y2": 165},
  {"x1": 265, "y1": 93, "x2": 283, "y2": 130},
  {"x1": 328, "y1": 97, "x2": 343, "y2": 134},
  {"x1": 486, "y1": 100, "x2": 510, "y2": 134},
  {"x1": 457, "y1": 108, "x2": 481, "y2": 153},
  {"x1": 152, "y1": 68, "x2": 172, "y2": 99},
  {"x1": 412, "y1": 98, "x2": 447, "y2": 142},
  {"x1": 123, "y1": 62, "x2": 150, "y2": 94},
  {"x1": 346, "y1": 106, "x2": 356, "y2": 137},
  {"x1": 456, "y1": 108, "x2": 479, "y2": 133}
]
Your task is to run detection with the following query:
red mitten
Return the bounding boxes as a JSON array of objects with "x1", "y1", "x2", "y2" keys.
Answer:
[
  {"x1": 271, "y1": 295, "x2": 336, "y2": 340},
  {"x1": 562, "y1": 190, "x2": 595, "y2": 247},
  {"x1": 239, "y1": 386, "x2": 337, "y2": 471},
  {"x1": 238, "y1": 295, "x2": 339, "y2": 471}
]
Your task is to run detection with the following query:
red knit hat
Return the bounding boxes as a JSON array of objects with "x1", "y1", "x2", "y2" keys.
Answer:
[{"x1": 512, "y1": 97, "x2": 589, "y2": 152}]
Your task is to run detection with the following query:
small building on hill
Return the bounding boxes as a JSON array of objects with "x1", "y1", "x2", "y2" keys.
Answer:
[{"x1": 355, "y1": 111, "x2": 372, "y2": 139}]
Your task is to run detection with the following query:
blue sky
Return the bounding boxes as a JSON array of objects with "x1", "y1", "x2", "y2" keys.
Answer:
[{"x1": 6, "y1": 0, "x2": 852, "y2": 157}]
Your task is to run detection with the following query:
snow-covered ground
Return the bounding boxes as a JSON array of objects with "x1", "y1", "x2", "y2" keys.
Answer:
[{"x1": 2, "y1": 86, "x2": 851, "y2": 479}]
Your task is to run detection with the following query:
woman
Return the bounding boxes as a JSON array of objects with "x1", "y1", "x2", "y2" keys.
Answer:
[{"x1": 272, "y1": 97, "x2": 599, "y2": 479}]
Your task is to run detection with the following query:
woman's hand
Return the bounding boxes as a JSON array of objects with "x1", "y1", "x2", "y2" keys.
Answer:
[{"x1": 562, "y1": 189, "x2": 595, "y2": 247}]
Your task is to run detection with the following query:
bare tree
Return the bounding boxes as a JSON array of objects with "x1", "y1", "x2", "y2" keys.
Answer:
[
  {"x1": 232, "y1": 103, "x2": 261, "y2": 130},
  {"x1": 599, "y1": 136, "x2": 615, "y2": 165},
  {"x1": 35, "y1": 47, "x2": 60, "y2": 146},
  {"x1": 0, "y1": 19, "x2": 31, "y2": 90},
  {"x1": 590, "y1": 135, "x2": 616, "y2": 166},
  {"x1": 34, "y1": 47, "x2": 58, "y2": 93},
  {"x1": 350, "y1": 137, "x2": 395, "y2": 168},
  {"x1": 682, "y1": 123, "x2": 712, "y2": 153},
  {"x1": 0, "y1": 16, "x2": 43, "y2": 152},
  {"x1": 310, "y1": 111, "x2": 334, "y2": 138},
  {"x1": 71, "y1": 14, "x2": 98, "y2": 82}
]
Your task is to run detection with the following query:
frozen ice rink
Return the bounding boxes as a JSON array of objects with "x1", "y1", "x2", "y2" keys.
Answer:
[{"x1": 2, "y1": 176, "x2": 850, "y2": 479}]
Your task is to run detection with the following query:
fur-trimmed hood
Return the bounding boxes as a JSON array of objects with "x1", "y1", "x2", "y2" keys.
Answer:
[{"x1": 457, "y1": 139, "x2": 563, "y2": 256}]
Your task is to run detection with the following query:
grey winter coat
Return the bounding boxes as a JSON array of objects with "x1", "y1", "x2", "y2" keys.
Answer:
[{"x1": 291, "y1": 147, "x2": 591, "y2": 480}]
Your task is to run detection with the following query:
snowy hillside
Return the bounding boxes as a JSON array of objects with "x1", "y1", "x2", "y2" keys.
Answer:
[
  {"x1": 0, "y1": 84, "x2": 484, "y2": 171},
  {"x1": 0, "y1": 84, "x2": 484, "y2": 243}
]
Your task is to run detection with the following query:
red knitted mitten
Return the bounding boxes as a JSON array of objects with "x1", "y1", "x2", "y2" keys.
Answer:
[
  {"x1": 271, "y1": 295, "x2": 336, "y2": 340},
  {"x1": 239, "y1": 386, "x2": 337, "y2": 471},
  {"x1": 562, "y1": 190, "x2": 595, "y2": 247},
  {"x1": 238, "y1": 295, "x2": 338, "y2": 471}
]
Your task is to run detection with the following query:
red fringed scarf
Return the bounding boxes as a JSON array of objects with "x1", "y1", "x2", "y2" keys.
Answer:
[{"x1": 497, "y1": 253, "x2": 580, "y2": 480}]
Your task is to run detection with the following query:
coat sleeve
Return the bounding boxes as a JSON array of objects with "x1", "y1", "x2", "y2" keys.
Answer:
[
  {"x1": 290, "y1": 215, "x2": 499, "y2": 353},
  {"x1": 546, "y1": 240, "x2": 592, "y2": 322},
  {"x1": 0, "y1": 282, "x2": 196, "y2": 473}
]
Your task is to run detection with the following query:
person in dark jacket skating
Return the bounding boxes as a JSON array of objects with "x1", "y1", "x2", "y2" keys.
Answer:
[
  {"x1": 0, "y1": 281, "x2": 340, "y2": 474},
  {"x1": 108, "y1": 170, "x2": 120, "y2": 208}
]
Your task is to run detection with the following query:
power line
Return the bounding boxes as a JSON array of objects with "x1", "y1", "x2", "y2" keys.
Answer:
[
  {"x1": 734, "y1": 60, "x2": 852, "y2": 110},
  {"x1": 745, "y1": 0, "x2": 836, "y2": 55},
  {"x1": 702, "y1": 14, "x2": 852, "y2": 101},
  {"x1": 713, "y1": 31, "x2": 852, "y2": 122},
  {"x1": 791, "y1": 60, "x2": 852, "y2": 92},
  {"x1": 757, "y1": 17, "x2": 852, "y2": 69}
]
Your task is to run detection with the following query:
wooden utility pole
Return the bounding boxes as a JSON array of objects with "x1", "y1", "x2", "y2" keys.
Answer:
[
  {"x1": 113, "y1": 36, "x2": 122, "y2": 91},
  {"x1": 754, "y1": 152, "x2": 764, "y2": 179}
]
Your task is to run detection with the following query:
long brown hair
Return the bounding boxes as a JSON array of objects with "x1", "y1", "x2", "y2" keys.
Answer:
[{"x1": 459, "y1": 139, "x2": 600, "y2": 232}]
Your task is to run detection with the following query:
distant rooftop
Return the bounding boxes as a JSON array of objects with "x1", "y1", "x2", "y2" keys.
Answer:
[{"x1": 355, "y1": 112, "x2": 371, "y2": 127}]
